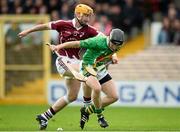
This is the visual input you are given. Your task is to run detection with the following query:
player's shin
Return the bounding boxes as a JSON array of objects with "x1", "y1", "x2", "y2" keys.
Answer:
[
  {"x1": 40, "y1": 107, "x2": 56, "y2": 121},
  {"x1": 36, "y1": 107, "x2": 56, "y2": 130},
  {"x1": 86, "y1": 76, "x2": 101, "y2": 108},
  {"x1": 85, "y1": 104, "x2": 96, "y2": 114},
  {"x1": 51, "y1": 96, "x2": 69, "y2": 112},
  {"x1": 83, "y1": 84, "x2": 92, "y2": 107}
]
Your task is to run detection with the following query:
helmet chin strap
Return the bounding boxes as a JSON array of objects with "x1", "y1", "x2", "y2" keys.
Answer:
[
  {"x1": 75, "y1": 15, "x2": 87, "y2": 27},
  {"x1": 108, "y1": 41, "x2": 114, "y2": 51}
]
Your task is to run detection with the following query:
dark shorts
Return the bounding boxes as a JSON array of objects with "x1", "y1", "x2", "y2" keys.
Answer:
[{"x1": 99, "y1": 73, "x2": 112, "y2": 85}]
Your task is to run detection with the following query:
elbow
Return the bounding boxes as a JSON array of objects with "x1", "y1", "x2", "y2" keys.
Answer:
[
  {"x1": 43, "y1": 24, "x2": 50, "y2": 30},
  {"x1": 38, "y1": 23, "x2": 50, "y2": 30}
]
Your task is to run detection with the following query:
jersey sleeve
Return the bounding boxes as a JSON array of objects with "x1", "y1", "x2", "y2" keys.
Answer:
[
  {"x1": 49, "y1": 20, "x2": 65, "y2": 31},
  {"x1": 80, "y1": 36, "x2": 99, "y2": 49}
]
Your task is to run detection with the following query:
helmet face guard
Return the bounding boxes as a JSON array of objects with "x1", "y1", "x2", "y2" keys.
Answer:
[
  {"x1": 110, "y1": 39, "x2": 124, "y2": 46},
  {"x1": 110, "y1": 29, "x2": 124, "y2": 46}
]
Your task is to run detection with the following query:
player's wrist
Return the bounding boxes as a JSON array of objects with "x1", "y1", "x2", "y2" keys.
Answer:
[
  {"x1": 56, "y1": 45, "x2": 62, "y2": 51},
  {"x1": 26, "y1": 29, "x2": 32, "y2": 34}
]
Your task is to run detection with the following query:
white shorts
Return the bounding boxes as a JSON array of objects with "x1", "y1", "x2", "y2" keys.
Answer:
[
  {"x1": 56, "y1": 56, "x2": 108, "y2": 81},
  {"x1": 56, "y1": 56, "x2": 80, "y2": 78}
]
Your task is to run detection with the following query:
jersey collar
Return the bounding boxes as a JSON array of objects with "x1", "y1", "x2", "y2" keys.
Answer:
[{"x1": 72, "y1": 18, "x2": 83, "y2": 30}]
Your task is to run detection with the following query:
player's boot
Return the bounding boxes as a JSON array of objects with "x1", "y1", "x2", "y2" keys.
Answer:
[
  {"x1": 36, "y1": 115, "x2": 48, "y2": 130},
  {"x1": 80, "y1": 107, "x2": 89, "y2": 129},
  {"x1": 98, "y1": 114, "x2": 109, "y2": 128}
]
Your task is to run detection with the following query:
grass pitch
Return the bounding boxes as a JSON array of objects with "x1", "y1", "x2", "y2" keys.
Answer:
[{"x1": 0, "y1": 105, "x2": 180, "y2": 131}]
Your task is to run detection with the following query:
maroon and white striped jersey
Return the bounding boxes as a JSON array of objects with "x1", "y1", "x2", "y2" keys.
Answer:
[{"x1": 49, "y1": 19, "x2": 99, "y2": 59}]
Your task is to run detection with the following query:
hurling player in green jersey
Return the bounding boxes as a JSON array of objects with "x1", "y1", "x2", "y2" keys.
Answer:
[{"x1": 49, "y1": 28, "x2": 124, "y2": 128}]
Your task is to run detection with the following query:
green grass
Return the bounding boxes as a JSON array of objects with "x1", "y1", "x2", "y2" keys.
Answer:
[{"x1": 0, "y1": 105, "x2": 180, "y2": 131}]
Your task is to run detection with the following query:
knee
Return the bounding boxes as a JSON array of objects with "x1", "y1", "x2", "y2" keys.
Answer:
[
  {"x1": 112, "y1": 95, "x2": 119, "y2": 103},
  {"x1": 68, "y1": 95, "x2": 78, "y2": 102},
  {"x1": 93, "y1": 86, "x2": 101, "y2": 94}
]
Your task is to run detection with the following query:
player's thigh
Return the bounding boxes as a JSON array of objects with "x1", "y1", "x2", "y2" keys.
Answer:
[
  {"x1": 65, "y1": 78, "x2": 80, "y2": 97},
  {"x1": 101, "y1": 79, "x2": 118, "y2": 98},
  {"x1": 86, "y1": 76, "x2": 101, "y2": 92}
]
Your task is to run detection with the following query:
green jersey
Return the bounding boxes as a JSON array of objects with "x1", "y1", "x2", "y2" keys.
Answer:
[{"x1": 80, "y1": 36, "x2": 113, "y2": 66}]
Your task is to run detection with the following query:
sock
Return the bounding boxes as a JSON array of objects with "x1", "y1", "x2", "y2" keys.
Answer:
[
  {"x1": 41, "y1": 107, "x2": 56, "y2": 120},
  {"x1": 83, "y1": 96, "x2": 92, "y2": 107},
  {"x1": 85, "y1": 104, "x2": 96, "y2": 115},
  {"x1": 96, "y1": 108, "x2": 103, "y2": 118}
]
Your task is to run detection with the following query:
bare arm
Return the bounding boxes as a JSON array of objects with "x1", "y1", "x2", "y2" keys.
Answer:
[
  {"x1": 50, "y1": 41, "x2": 81, "y2": 52},
  {"x1": 18, "y1": 23, "x2": 50, "y2": 38}
]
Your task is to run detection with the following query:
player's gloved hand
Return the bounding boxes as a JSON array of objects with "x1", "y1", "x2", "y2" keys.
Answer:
[{"x1": 18, "y1": 30, "x2": 29, "y2": 38}]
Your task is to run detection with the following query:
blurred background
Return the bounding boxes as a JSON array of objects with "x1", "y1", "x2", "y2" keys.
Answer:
[{"x1": 0, "y1": 0, "x2": 180, "y2": 110}]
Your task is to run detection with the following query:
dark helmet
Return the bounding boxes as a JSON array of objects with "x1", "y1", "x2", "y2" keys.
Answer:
[{"x1": 110, "y1": 28, "x2": 124, "y2": 46}]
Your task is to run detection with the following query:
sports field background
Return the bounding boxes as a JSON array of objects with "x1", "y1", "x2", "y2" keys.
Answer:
[{"x1": 0, "y1": 105, "x2": 180, "y2": 131}]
